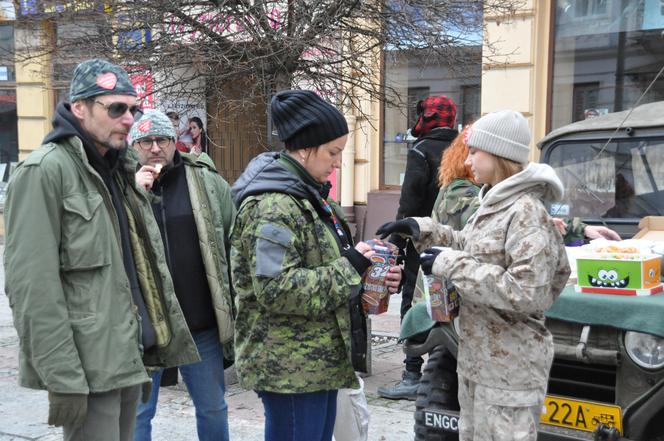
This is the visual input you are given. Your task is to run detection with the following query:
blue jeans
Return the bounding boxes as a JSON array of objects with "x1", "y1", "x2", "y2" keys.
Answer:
[
  {"x1": 133, "y1": 328, "x2": 229, "y2": 441},
  {"x1": 258, "y1": 390, "x2": 338, "y2": 441}
]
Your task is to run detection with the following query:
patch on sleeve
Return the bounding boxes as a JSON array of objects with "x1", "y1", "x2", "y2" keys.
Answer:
[{"x1": 255, "y1": 223, "x2": 294, "y2": 278}]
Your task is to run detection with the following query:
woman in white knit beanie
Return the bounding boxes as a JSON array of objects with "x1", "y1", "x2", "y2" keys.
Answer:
[{"x1": 378, "y1": 110, "x2": 571, "y2": 441}]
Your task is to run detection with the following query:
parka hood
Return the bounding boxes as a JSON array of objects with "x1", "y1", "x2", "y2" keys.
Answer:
[
  {"x1": 231, "y1": 152, "x2": 312, "y2": 207},
  {"x1": 479, "y1": 162, "x2": 564, "y2": 207}
]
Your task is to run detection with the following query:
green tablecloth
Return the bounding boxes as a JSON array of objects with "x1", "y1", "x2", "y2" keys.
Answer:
[{"x1": 546, "y1": 285, "x2": 664, "y2": 338}]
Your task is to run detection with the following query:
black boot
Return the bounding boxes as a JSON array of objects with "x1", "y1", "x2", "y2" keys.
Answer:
[{"x1": 377, "y1": 370, "x2": 421, "y2": 400}]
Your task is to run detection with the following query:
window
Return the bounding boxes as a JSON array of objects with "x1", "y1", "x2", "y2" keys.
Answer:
[
  {"x1": 545, "y1": 138, "x2": 664, "y2": 219},
  {"x1": 382, "y1": 47, "x2": 481, "y2": 186},
  {"x1": 551, "y1": 0, "x2": 664, "y2": 130},
  {"x1": 0, "y1": 23, "x2": 14, "y2": 82}
]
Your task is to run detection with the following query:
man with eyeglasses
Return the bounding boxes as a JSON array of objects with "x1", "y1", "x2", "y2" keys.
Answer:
[
  {"x1": 4, "y1": 59, "x2": 198, "y2": 441},
  {"x1": 130, "y1": 110, "x2": 235, "y2": 441}
]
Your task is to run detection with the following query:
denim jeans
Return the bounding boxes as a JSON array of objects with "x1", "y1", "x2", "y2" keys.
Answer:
[
  {"x1": 133, "y1": 328, "x2": 229, "y2": 441},
  {"x1": 258, "y1": 390, "x2": 338, "y2": 441}
]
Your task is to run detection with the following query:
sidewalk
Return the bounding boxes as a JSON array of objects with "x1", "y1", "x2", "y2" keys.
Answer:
[{"x1": 0, "y1": 251, "x2": 417, "y2": 441}]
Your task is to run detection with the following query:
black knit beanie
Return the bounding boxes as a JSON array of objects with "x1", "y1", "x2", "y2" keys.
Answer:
[{"x1": 271, "y1": 90, "x2": 349, "y2": 150}]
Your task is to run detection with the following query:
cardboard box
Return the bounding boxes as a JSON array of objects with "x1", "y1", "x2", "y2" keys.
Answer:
[
  {"x1": 633, "y1": 216, "x2": 664, "y2": 241},
  {"x1": 577, "y1": 254, "x2": 662, "y2": 291}
]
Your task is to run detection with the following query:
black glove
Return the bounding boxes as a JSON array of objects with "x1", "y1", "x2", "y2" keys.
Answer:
[
  {"x1": 376, "y1": 218, "x2": 420, "y2": 240},
  {"x1": 420, "y1": 247, "x2": 447, "y2": 275},
  {"x1": 141, "y1": 380, "x2": 153, "y2": 404},
  {"x1": 389, "y1": 234, "x2": 408, "y2": 254},
  {"x1": 342, "y1": 247, "x2": 372, "y2": 276},
  {"x1": 48, "y1": 391, "x2": 88, "y2": 428}
]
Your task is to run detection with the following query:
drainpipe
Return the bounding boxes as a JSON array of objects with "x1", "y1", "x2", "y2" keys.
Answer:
[{"x1": 341, "y1": 114, "x2": 356, "y2": 224}]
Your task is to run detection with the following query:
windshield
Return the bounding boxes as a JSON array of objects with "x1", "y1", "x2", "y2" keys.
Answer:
[{"x1": 546, "y1": 137, "x2": 664, "y2": 219}]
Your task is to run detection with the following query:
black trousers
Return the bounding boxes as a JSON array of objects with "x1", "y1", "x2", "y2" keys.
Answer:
[{"x1": 401, "y1": 240, "x2": 426, "y2": 374}]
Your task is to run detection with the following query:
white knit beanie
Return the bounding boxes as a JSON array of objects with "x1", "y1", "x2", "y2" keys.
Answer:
[{"x1": 467, "y1": 110, "x2": 530, "y2": 164}]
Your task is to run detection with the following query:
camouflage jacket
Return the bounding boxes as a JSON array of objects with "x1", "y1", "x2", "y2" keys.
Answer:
[
  {"x1": 229, "y1": 153, "x2": 362, "y2": 393},
  {"x1": 413, "y1": 163, "x2": 571, "y2": 390},
  {"x1": 431, "y1": 179, "x2": 481, "y2": 227},
  {"x1": 414, "y1": 179, "x2": 480, "y2": 302},
  {"x1": 562, "y1": 217, "x2": 586, "y2": 246}
]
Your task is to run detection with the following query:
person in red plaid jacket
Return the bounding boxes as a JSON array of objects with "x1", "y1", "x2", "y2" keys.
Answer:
[{"x1": 379, "y1": 95, "x2": 458, "y2": 400}]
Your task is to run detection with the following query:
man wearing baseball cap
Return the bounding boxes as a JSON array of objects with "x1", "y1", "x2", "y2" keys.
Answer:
[{"x1": 4, "y1": 59, "x2": 198, "y2": 441}]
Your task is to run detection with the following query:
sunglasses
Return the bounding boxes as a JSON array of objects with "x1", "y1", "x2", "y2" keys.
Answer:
[
  {"x1": 94, "y1": 100, "x2": 141, "y2": 119},
  {"x1": 136, "y1": 137, "x2": 173, "y2": 150}
]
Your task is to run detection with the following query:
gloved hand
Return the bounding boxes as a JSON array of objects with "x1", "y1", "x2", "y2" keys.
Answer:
[
  {"x1": 376, "y1": 218, "x2": 420, "y2": 240},
  {"x1": 389, "y1": 234, "x2": 408, "y2": 255},
  {"x1": 48, "y1": 391, "x2": 88, "y2": 428},
  {"x1": 141, "y1": 380, "x2": 153, "y2": 404},
  {"x1": 420, "y1": 247, "x2": 450, "y2": 275}
]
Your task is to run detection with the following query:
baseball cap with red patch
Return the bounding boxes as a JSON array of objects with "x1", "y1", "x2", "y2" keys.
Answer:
[
  {"x1": 69, "y1": 59, "x2": 137, "y2": 103},
  {"x1": 411, "y1": 95, "x2": 457, "y2": 137}
]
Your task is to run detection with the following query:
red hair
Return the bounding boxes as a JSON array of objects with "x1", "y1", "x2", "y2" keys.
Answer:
[{"x1": 438, "y1": 127, "x2": 477, "y2": 187}]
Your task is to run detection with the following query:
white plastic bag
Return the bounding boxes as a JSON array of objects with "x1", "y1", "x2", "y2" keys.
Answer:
[{"x1": 333, "y1": 374, "x2": 370, "y2": 441}]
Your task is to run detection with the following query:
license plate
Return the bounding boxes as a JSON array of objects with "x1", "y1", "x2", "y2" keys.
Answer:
[
  {"x1": 540, "y1": 395, "x2": 622, "y2": 433},
  {"x1": 424, "y1": 410, "x2": 460, "y2": 432}
]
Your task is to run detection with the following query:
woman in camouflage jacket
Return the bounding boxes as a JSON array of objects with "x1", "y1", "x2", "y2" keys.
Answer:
[
  {"x1": 230, "y1": 90, "x2": 401, "y2": 441},
  {"x1": 379, "y1": 111, "x2": 571, "y2": 441}
]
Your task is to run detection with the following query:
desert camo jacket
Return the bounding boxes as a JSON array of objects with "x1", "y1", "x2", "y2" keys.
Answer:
[
  {"x1": 229, "y1": 152, "x2": 362, "y2": 394},
  {"x1": 412, "y1": 163, "x2": 571, "y2": 391}
]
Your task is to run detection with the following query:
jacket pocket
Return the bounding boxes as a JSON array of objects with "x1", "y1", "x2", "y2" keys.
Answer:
[
  {"x1": 255, "y1": 223, "x2": 293, "y2": 278},
  {"x1": 61, "y1": 193, "x2": 111, "y2": 271}
]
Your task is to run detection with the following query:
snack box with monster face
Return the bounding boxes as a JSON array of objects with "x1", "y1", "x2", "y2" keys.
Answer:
[{"x1": 576, "y1": 253, "x2": 663, "y2": 296}]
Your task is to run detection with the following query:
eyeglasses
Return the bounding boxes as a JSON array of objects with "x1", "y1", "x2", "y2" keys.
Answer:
[
  {"x1": 136, "y1": 137, "x2": 173, "y2": 150},
  {"x1": 94, "y1": 100, "x2": 141, "y2": 119}
]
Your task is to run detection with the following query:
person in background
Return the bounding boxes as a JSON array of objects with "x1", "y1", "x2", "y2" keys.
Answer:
[
  {"x1": 131, "y1": 110, "x2": 235, "y2": 441},
  {"x1": 230, "y1": 90, "x2": 402, "y2": 441},
  {"x1": 379, "y1": 95, "x2": 458, "y2": 400},
  {"x1": 380, "y1": 128, "x2": 479, "y2": 401},
  {"x1": 166, "y1": 111, "x2": 190, "y2": 153},
  {"x1": 553, "y1": 217, "x2": 621, "y2": 245},
  {"x1": 188, "y1": 117, "x2": 208, "y2": 155},
  {"x1": 377, "y1": 110, "x2": 570, "y2": 441},
  {"x1": 4, "y1": 59, "x2": 198, "y2": 441}
]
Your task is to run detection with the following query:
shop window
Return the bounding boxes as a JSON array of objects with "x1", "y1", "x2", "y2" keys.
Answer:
[
  {"x1": 551, "y1": 0, "x2": 664, "y2": 130},
  {"x1": 0, "y1": 23, "x2": 14, "y2": 82},
  {"x1": 382, "y1": 46, "x2": 481, "y2": 187}
]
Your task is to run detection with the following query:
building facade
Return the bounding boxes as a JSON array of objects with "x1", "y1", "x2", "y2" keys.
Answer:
[
  {"x1": 351, "y1": 0, "x2": 664, "y2": 239},
  {"x1": 9, "y1": 1, "x2": 664, "y2": 239}
]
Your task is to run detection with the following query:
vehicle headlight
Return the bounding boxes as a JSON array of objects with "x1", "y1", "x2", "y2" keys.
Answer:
[{"x1": 625, "y1": 331, "x2": 664, "y2": 370}]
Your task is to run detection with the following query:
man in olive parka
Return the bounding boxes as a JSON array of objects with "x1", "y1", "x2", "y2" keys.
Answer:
[{"x1": 3, "y1": 59, "x2": 198, "y2": 441}]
